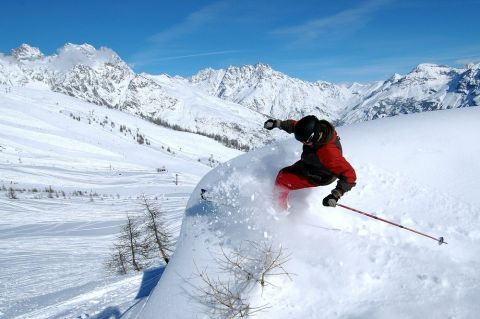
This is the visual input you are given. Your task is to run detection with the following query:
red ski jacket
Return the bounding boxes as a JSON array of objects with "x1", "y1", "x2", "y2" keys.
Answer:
[{"x1": 280, "y1": 119, "x2": 357, "y2": 194}]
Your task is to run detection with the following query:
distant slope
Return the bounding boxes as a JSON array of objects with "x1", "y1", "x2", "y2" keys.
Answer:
[
  {"x1": 0, "y1": 86, "x2": 241, "y2": 179},
  {"x1": 139, "y1": 107, "x2": 480, "y2": 319}
]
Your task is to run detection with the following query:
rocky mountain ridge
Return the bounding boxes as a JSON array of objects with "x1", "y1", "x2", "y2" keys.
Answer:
[
  {"x1": 188, "y1": 63, "x2": 381, "y2": 121},
  {"x1": 190, "y1": 62, "x2": 480, "y2": 124}
]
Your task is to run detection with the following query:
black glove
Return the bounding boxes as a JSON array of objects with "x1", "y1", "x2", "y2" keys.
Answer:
[
  {"x1": 322, "y1": 194, "x2": 338, "y2": 207},
  {"x1": 264, "y1": 119, "x2": 281, "y2": 130},
  {"x1": 322, "y1": 189, "x2": 342, "y2": 207}
]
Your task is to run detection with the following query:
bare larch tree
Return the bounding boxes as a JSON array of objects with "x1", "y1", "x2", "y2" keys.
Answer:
[{"x1": 141, "y1": 195, "x2": 174, "y2": 264}]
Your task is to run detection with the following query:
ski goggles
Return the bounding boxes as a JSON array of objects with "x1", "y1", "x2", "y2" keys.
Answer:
[{"x1": 302, "y1": 132, "x2": 317, "y2": 144}]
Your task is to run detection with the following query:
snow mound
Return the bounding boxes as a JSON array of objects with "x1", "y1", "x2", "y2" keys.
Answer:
[{"x1": 139, "y1": 108, "x2": 480, "y2": 318}]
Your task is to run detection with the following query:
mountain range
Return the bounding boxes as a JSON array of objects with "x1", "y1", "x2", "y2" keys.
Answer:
[{"x1": 1, "y1": 43, "x2": 479, "y2": 147}]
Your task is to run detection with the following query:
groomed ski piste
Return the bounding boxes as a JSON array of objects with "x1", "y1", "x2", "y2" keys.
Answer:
[{"x1": 137, "y1": 106, "x2": 480, "y2": 318}]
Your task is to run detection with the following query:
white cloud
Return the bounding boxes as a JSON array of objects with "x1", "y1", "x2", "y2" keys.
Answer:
[
  {"x1": 455, "y1": 57, "x2": 480, "y2": 65},
  {"x1": 133, "y1": 50, "x2": 241, "y2": 67},
  {"x1": 148, "y1": 1, "x2": 231, "y2": 44},
  {"x1": 272, "y1": 0, "x2": 392, "y2": 45},
  {"x1": 129, "y1": 1, "x2": 237, "y2": 69}
]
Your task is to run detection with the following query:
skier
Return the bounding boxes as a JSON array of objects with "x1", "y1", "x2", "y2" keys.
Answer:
[{"x1": 264, "y1": 115, "x2": 356, "y2": 211}]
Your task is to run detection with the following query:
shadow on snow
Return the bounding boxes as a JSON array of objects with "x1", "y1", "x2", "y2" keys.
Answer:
[{"x1": 91, "y1": 266, "x2": 166, "y2": 319}]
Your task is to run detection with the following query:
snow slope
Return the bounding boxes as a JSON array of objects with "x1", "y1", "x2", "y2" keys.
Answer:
[
  {"x1": 139, "y1": 106, "x2": 480, "y2": 318},
  {"x1": 0, "y1": 86, "x2": 241, "y2": 318}
]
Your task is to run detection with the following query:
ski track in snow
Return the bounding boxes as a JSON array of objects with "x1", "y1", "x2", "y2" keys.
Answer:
[{"x1": 0, "y1": 184, "x2": 190, "y2": 319}]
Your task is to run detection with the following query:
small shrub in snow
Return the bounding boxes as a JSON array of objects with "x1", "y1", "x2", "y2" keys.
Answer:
[
  {"x1": 192, "y1": 263, "x2": 270, "y2": 319},
  {"x1": 217, "y1": 241, "x2": 292, "y2": 289},
  {"x1": 191, "y1": 241, "x2": 291, "y2": 318},
  {"x1": 136, "y1": 133, "x2": 145, "y2": 145},
  {"x1": 7, "y1": 187, "x2": 18, "y2": 199}
]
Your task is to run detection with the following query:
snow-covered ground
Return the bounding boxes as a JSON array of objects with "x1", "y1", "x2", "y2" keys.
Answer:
[
  {"x1": 139, "y1": 106, "x2": 480, "y2": 318},
  {"x1": 2, "y1": 84, "x2": 479, "y2": 319},
  {"x1": 0, "y1": 86, "x2": 240, "y2": 318}
]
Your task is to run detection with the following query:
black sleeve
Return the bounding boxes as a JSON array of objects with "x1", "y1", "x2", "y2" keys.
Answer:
[
  {"x1": 279, "y1": 120, "x2": 296, "y2": 134},
  {"x1": 334, "y1": 177, "x2": 356, "y2": 195}
]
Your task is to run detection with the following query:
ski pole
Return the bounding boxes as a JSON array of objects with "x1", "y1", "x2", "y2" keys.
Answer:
[{"x1": 336, "y1": 203, "x2": 447, "y2": 245}]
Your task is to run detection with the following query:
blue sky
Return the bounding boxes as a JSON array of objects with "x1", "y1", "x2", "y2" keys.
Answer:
[{"x1": 1, "y1": 0, "x2": 479, "y2": 83}]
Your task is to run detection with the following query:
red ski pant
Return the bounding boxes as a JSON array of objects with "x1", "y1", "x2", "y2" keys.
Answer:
[{"x1": 274, "y1": 165, "x2": 318, "y2": 210}]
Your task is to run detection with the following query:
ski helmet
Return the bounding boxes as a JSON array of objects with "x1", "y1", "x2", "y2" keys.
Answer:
[{"x1": 294, "y1": 115, "x2": 321, "y2": 143}]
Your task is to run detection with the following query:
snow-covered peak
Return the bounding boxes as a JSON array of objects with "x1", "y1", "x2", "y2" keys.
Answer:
[
  {"x1": 53, "y1": 43, "x2": 129, "y2": 71},
  {"x1": 191, "y1": 63, "x2": 285, "y2": 85},
  {"x1": 455, "y1": 63, "x2": 480, "y2": 105},
  {"x1": 2, "y1": 42, "x2": 129, "y2": 73},
  {"x1": 413, "y1": 62, "x2": 444, "y2": 70},
  {"x1": 61, "y1": 42, "x2": 97, "y2": 55},
  {"x1": 408, "y1": 63, "x2": 457, "y2": 80},
  {"x1": 11, "y1": 43, "x2": 44, "y2": 60},
  {"x1": 340, "y1": 62, "x2": 480, "y2": 124},
  {"x1": 187, "y1": 67, "x2": 223, "y2": 91},
  {"x1": 386, "y1": 73, "x2": 403, "y2": 83},
  {"x1": 188, "y1": 63, "x2": 379, "y2": 120},
  {"x1": 465, "y1": 62, "x2": 480, "y2": 70},
  {"x1": 226, "y1": 62, "x2": 275, "y2": 77}
]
